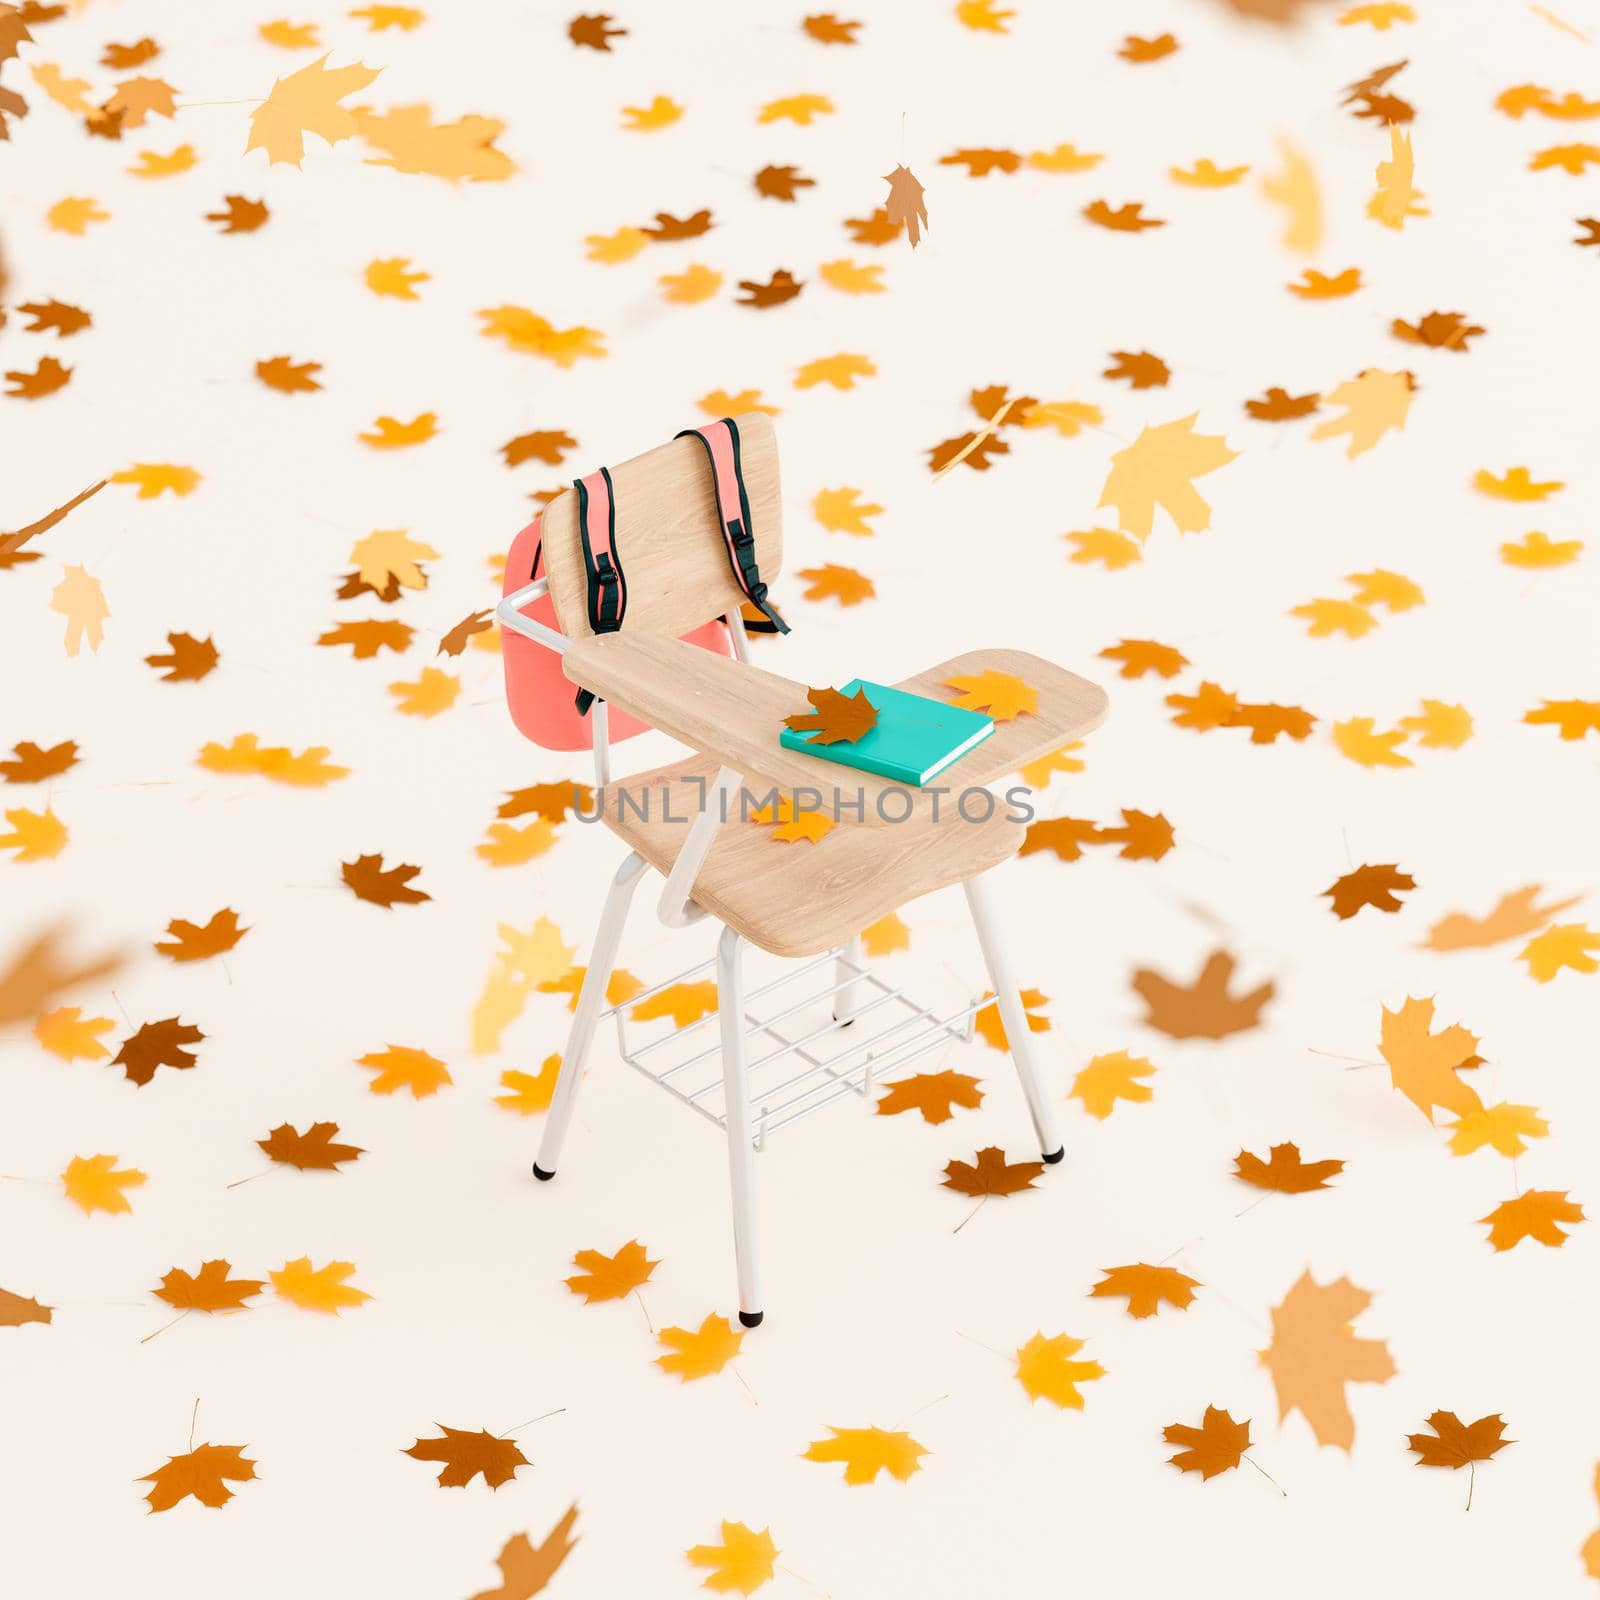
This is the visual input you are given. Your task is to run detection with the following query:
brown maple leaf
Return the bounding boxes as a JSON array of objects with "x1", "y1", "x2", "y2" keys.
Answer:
[
  {"x1": 639, "y1": 208, "x2": 712, "y2": 240},
  {"x1": 341, "y1": 852, "x2": 431, "y2": 907},
  {"x1": 1575, "y1": 218, "x2": 1600, "y2": 248},
  {"x1": 113, "y1": 1017, "x2": 205, "y2": 1086},
  {"x1": 1323, "y1": 863, "x2": 1415, "y2": 919},
  {"x1": 942, "y1": 1145, "x2": 1044, "y2": 1198},
  {"x1": 0, "y1": 479, "x2": 104, "y2": 560},
  {"x1": 469, "y1": 1506, "x2": 580, "y2": 1600},
  {"x1": 755, "y1": 164, "x2": 815, "y2": 201},
  {"x1": 0, "y1": 922, "x2": 123, "y2": 1026},
  {"x1": 1479, "y1": 1190, "x2": 1585, "y2": 1252},
  {"x1": 1245, "y1": 386, "x2": 1320, "y2": 420},
  {"x1": 501, "y1": 429, "x2": 577, "y2": 468},
  {"x1": 804, "y1": 12, "x2": 860, "y2": 43},
  {"x1": 568, "y1": 12, "x2": 625, "y2": 49},
  {"x1": 1234, "y1": 1142, "x2": 1343, "y2": 1193},
  {"x1": 102, "y1": 38, "x2": 161, "y2": 69},
  {"x1": 1132, "y1": 949, "x2": 1274, "y2": 1040},
  {"x1": 205, "y1": 196, "x2": 268, "y2": 234},
  {"x1": 140, "y1": 1442, "x2": 257, "y2": 1511},
  {"x1": 1090, "y1": 1263, "x2": 1200, "y2": 1319},
  {"x1": 5, "y1": 356, "x2": 72, "y2": 398},
  {"x1": 256, "y1": 356, "x2": 323, "y2": 393},
  {"x1": 1019, "y1": 816, "x2": 1105, "y2": 862},
  {"x1": 784, "y1": 684, "x2": 878, "y2": 745},
  {"x1": 970, "y1": 384, "x2": 1037, "y2": 425},
  {"x1": 928, "y1": 430, "x2": 1010, "y2": 473},
  {"x1": 405, "y1": 1425, "x2": 529, "y2": 1488},
  {"x1": 84, "y1": 102, "x2": 124, "y2": 139},
  {"x1": 336, "y1": 569, "x2": 403, "y2": 603},
  {"x1": 439, "y1": 608, "x2": 493, "y2": 655},
  {"x1": 1342, "y1": 59, "x2": 1407, "y2": 101},
  {"x1": 316, "y1": 619, "x2": 414, "y2": 658},
  {"x1": 1407, "y1": 1412, "x2": 1511, "y2": 1503},
  {"x1": 1351, "y1": 89, "x2": 1414, "y2": 123},
  {"x1": 737, "y1": 269, "x2": 803, "y2": 308},
  {"x1": 17, "y1": 299, "x2": 91, "y2": 336},
  {"x1": 1084, "y1": 200, "x2": 1165, "y2": 233},
  {"x1": 154, "y1": 1260, "x2": 265, "y2": 1313},
  {"x1": 1164, "y1": 1406, "x2": 1250, "y2": 1479},
  {"x1": 846, "y1": 207, "x2": 903, "y2": 246},
  {"x1": 145, "y1": 631, "x2": 219, "y2": 682},
  {"x1": 940, "y1": 147, "x2": 1021, "y2": 179},
  {"x1": 258, "y1": 1120, "x2": 365, "y2": 1171},
  {"x1": 1392, "y1": 311, "x2": 1484, "y2": 351},
  {"x1": 876, "y1": 1069, "x2": 984, "y2": 1125},
  {"x1": 0, "y1": 1285, "x2": 52, "y2": 1327},
  {"x1": 499, "y1": 781, "x2": 593, "y2": 822},
  {"x1": 154, "y1": 909, "x2": 248, "y2": 963},
  {"x1": 882, "y1": 165, "x2": 928, "y2": 246},
  {"x1": 0, "y1": 739, "x2": 78, "y2": 782},
  {"x1": 1103, "y1": 350, "x2": 1170, "y2": 388}
]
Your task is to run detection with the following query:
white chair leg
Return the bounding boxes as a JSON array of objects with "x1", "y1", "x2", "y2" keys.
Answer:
[
  {"x1": 715, "y1": 923, "x2": 764, "y2": 1327},
  {"x1": 533, "y1": 850, "x2": 647, "y2": 1180},
  {"x1": 962, "y1": 872, "x2": 1065, "y2": 1164},
  {"x1": 832, "y1": 934, "x2": 867, "y2": 1023}
]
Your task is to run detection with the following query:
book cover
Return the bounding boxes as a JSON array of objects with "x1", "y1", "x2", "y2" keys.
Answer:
[{"x1": 780, "y1": 679, "x2": 994, "y2": 786}]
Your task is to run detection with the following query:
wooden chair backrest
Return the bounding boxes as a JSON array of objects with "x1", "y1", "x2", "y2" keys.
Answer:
[{"x1": 541, "y1": 412, "x2": 783, "y2": 642}]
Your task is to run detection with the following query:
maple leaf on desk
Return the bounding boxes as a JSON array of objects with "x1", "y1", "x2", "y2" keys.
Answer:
[
  {"x1": 656, "y1": 1314, "x2": 745, "y2": 1381},
  {"x1": 784, "y1": 685, "x2": 877, "y2": 744}
]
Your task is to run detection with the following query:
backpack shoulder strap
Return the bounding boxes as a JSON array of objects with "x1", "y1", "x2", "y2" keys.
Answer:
[
  {"x1": 675, "y1": 417, "x2": 790, "y2": 635},
  {"x1": 572, "y1": 465, "x2": 625, "y2": 714}
]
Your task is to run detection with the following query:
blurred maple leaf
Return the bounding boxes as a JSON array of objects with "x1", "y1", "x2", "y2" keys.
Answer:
[
  {"x1": 0, "y1": 1286, "x2": 51, "y2": 1326},
  {"x1": 1099, "y1": 639, "x2": 1189, "y2": 679},
  {"x1": 757, "y1": 93, "x2": 833, "y2": 126},
  {"x1": 358, "y1": 1044, "x2": 451, "y2": 1098},
  {"x1": 1424, "y1": 886, "x2": 1580, "y2": 951},
  {"x1": 1103, "y1": 351, "x2": 1171, "y2": 389},
  {"x1": 1121, "y1": 32, "x2": 1178, "y2": 60},
  {"x1": 1532, "y1": 142, "x2": 1600, "y2": 174},
  {"x1": 258, "y1": 1121, "x2": 364, "y2": 1170},
  {"x1": 405, "y1": 1426, "x2": 528, "y2": 1489},
  {"x1": 1332, "y1": 715, "x2": 1412, "y2": 767},
  {"x1": 639, "y1": 208, "x2": 712, "y2": 240},
  {"x1": 565, "y1": 1240, "x2": 657, "y2": 1303},
  {"x1": 1520, "y1": 922, "x2": 1600, "y2": 980},
  {"x1": 500, "y1": 782, "x2": 592, "y2": 823},
  {"x1": 1029, "y1": 142, "x2": 1103, "y2": 171},
  {"x1": 1084, "y1": 199, "x2": 1165, "y2": 233},
  {"x1": 737, "y1": 268, "x2": 803, "y2": 308},
  {"x1": 1016, "y1": 1333, "x2": 1106, "y2": 1408},
  {"x1": 928, "y1": 431, "x2": 1010, "y2": 473},
  {"x1": 440, "y1": 608, "x2": 493, "y2": 655},
  {"x1": 46, "y1": 198, "x2": 110, "y2": 236},
  {"x1": 113, "y1": 1017, "x2": 204, "y2": 1085},
  {"x1": 1368, "y1": 125, "x2": 1427, "y2": 227},
  {"x1": 0, "y1": 805, "x2": 67, "y2": 859},
  {"x1": 1480, "y1": 1190, "x2": 1585, "y2": 1251},
  {"x1": 112, "y1": 462, "x2": 200, "y2": 498},
  {"x1": 1340, "y1": 3, "x2": 1415, "y2": 29},
  {"x1": 155, "y1": 1260, "x2": 264, "y2": 1312},
  {"x1": 247, "y1": 54, "x2": 381, "y2": 166},
  {"x1": 1524, "y1": 699, "x2": 1600, "y2": 740},
  {"x1": 1099, "y1": 414, "x2": 1237, "y2": 538},
  {"x1": 845, "y1": 207, "x2": 903, "y2": 246},
  {"x1": 354, "y1": 105, "x2": 514, "y2": 182},
  {"x1": 1171, "y1": 158, "x2": 1249, "y2": 187},
  {"x1": 861, "y1": 912, "x2": 910, "y2": 956},
  {"x1": 1246, "y1": 386, "x2": 1319, "y2": 420},
  {"x1": 1090, "y1": 1263, "x2": 1198, "y2": 1318},
  {"x1": 468, "y1": 1508, "x2": 579, "y2": 1600},
  {"x1": 660, "y1": 263, "x2": 722, "y2": 303},
  {"x1": 1310, "y1": 369, "x2": 1412, "y2": 457},
  {"x1": 946, "y1": 669, "x2": 1037, "y2": 720},
  {"x1": 973, "y1": 986, "x2": 1047, "y2": 1049},
  {"x1": 17, "y1": 298, "x2": 89, "y2": 336},
  {"x1": 795, "y1": 563, "x2": 874, "y2": 605},
  {"x1": 501, "y1": 429, "x2": 576, "y2": 468},
  {"x1": 876, "y1": 1069, "x2": 983, "y2": 1124},
  {"x1": 620, "y1": 95, "x2": 681, "y2": 132},
  {"x1": 686, "y1": 1521, "x2": 777, "y2": 1593},
  {"x1": 145, "y1": 631, "x2": 219, "y2": 682},
  {"x1": 1474, "y1": 465, "x2": 1562, "y2": 501},
  {"x1": 1393, "y1": 310, "x2": 1483, "y2": 351},
  {"x1": 1288, "y1": 267, "x2": 1361, "y2": 298},
  {"x1": 365, "y1": 256, "x2": 427, "y2": 297},
  {"x1": 477, "y1": 818, "x2": 559, "y2": 862},
  {"x1": 0, "y1": 923, "x2": 122, "y2": 1026},
  {"x1": 198, "y1": 734, "x2": 349, "y2": 786},
  {"x1": 657, "y1": 1314, "x2": 745, "y2": 1381},
  {"x1": 1070, "y1": 1050, "x2": 1156, "y2": 1117},
  {"x1": 256, "y1": 355, "x2": 322, "y2": 392},
  {"x1": 1133, "y1": 950, "x2": 1272, "y2": 1040},
  {"x1": 106, "y1": 75, "x2": 176, "y2": 129},
  {"x1": 205, "y1": 195, "x2": 268, "y2": 233},
  {"x1": 0, "y1": 738, "x2": 77, "y2": 781},
  {"x1": 1379, "y1": 997, "x2": 1483, "y2": 1122},
  {"x1": 1323, "y1": 863, "x2": 1415, "y2": 919},
  {"x1": 569, "y1": 12, "x2": 625, "y2": 49},
  {"x1": 755, "y1": 163, "x2": 814, "y2": 201},
  {"x1": 819, "y1": 258, "x2": 885, "y2": 294},
  {"x1": 155, "y1": 909, "x2": 247, "y2": 963},
  {"x1": 813, "y1": 487, "x2": 882, "y2": 535},
  {"x1": 1448, "y1": 1101, "x2": 1548, "y2": 1158},
  {"x1": 61, "y1": 1153, "x2": 145, "y2": 1214},
  {"x1": 271, "y1": 1256, "x2": 370, "y2": 1312},
  {"x1": 1235, "y1": 1142, "x2": 1343, "y2": 1192},
  {"x1": 478, "y1": 306, "x2": 608, "y2": 364},
  {"x1": 141, "y1": 1443, "x2": 257, "y2": 1511},
  {"x1": 1501, "y1": 531, "x2": 1581, "y2": 567},
  {"x1": 358, "y1": 412, "x2": 438, "y2": 448},
  {"x1": 390, "y1": 666, "x2": 459, "y2": 717},
  {"x1": 260, "y1": 20, "x2": 322, "y2": 49},
  {"x1": 34, "y1": 1005, "x2": 113, "y2": 1061},
  {"x1": 5, "y1": 356, "x2": 72, "y2": 398},
  {"x1": 940, "y1": 147, "x2": 1020, "y2": 178},
  {"x1": 351, "y1": 5, "x2": 424, "y2": 31},
  {"x1": 794, "y1": 352, "x2": 875, "y2": 390},
  {"x1": 802, "y1": 1425, "x2": 927, "y2": 1484},
  {"x1": 317, "y1": 619, "x2": 414, "y2": 657}
]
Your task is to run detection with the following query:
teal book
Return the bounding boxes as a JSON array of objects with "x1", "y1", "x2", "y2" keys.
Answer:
[{"x1": 780, "y1": 680, "x2": 994, "y2": 786}]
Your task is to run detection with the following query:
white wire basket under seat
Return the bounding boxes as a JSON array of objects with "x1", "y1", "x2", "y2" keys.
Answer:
[{"x1": 605, "y1": 946, "x2": 982, "y2": 1150}]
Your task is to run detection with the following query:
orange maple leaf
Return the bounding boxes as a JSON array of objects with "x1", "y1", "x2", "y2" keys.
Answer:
[
  {"x1": 404, "y1": 1425, "x2": 529, "y2": 1489},
  {"x1": 468, "y1": 1506, "x2": 580, "y2": 1600},
  {"x1": 784, "y1": 685, "x2": 879, "y2": 744},
  {"x1": 1089, "y1": 1263, "x2": 1200, "y2": 1319},
  {"x1": 113, "y1": 1017, "x2": 204, "y2": 1085},
  {"x1": 154, "y1": 909, "x2": 248, "y2": 962},
  {"x1": 140, "y1": 1442, "x2": 257, "y2": 1511},
  {"x1": 875, "y1": 1069, "x2": 984, "y2": 1124},
  {"x1": 154, "y1": 1260, "x2": 265, "y2": 1312},
  {"x1": 1163, "y1": 1406, "x2": 1251, "y2": 1479},
  {"x1": 1322, "y1": 864, "x2": 1415, "y2": 919},
  {"x1": 942, "y1": 1145, "x2": 1043, "y2": 1197},
  {"x1": 342, "y1": 853, "x2": 430, "y2": 907},
  {"x1": 1131, "y1": 950, "x2": 1273, "y2": 1040},
  {"x1": 1479, "y1": 1189, "x2": 1585, "y2": 1251},
  {"x1": 1234, "y1": 1142, "x2": 1343, "y2": 1193},
  {"x1": 257, "y1": 1121, "x2": 365, "y2": 1171},
  {"x1": 1407, "y1": 1411, "x2": 1512, "y2": 1470},
  {"x1": 565, "y1": 1240, "x2": 658, "y2": 1303}
]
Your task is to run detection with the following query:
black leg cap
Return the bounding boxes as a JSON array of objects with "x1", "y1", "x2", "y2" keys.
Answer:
[
  {"x1": 738, "y1": 1309, "x2": 764, "y2": 1328},
  {"x1": 532, "y1": 1162, "x2": 557, "y2": 1182},
  {"x1": 1041, "y1": 1146, "x2": 1065, "y2": 1165}
]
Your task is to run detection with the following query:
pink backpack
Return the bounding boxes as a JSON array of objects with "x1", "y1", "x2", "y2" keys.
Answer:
[{"x1": 500, "y1": 418, "x2": 787, "y2": 753}]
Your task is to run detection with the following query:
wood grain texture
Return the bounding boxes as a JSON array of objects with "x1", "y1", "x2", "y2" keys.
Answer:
[{"x1": 540, "y1": 411, "x2": 782, "y2": 642}]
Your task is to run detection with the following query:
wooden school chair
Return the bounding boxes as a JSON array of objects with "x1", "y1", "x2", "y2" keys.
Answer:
[{"x1": 496, "y1": 413, "x2": 1108, "y2": 1326}]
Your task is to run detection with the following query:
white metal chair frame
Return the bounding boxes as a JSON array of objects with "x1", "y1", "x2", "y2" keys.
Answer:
[{"x1": 496, "y1": 581, "x2": 1063, "y2": 1327}]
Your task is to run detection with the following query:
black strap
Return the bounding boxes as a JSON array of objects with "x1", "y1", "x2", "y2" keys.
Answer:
[{"x1": 573, "y1": 466, "x2": 624, "y2": 715}]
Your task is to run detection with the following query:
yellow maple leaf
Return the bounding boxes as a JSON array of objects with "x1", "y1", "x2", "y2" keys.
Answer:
[
  {"x1": 1027, "y1": 142, "x2": 1102, "y2": 171},
  {"x1": 259, "y1": 19, "x2": 322, "y2": 48},
  {"x1": 566, "y1": 1240, "x2": 657, "y2": 1303},
  {"x1": 354, "y1": 104, "x2": 514, "y2": 182},
  {"x1": 1065, "y1": 528, "x2": 1142, "y2": 568},
  {"x1": 61, "y1": 1153, "x2": 146, "y2": 1216},
  {"x1": 246, "y1": 53, "x2": 382, "y2": 167},
  {"x1": 196, "y1": 735, "x2": 350, "y2": 787},
  {"x1": 270, "y1": 1256, "x2": 371, "y2": 1313},
  {"x1": 945, "y1": 669, "x2": 1038, "y2": 720},
  {"x1": 1289, "y1": 598, "x2": 1379, "y2": 640},
  {"x1": 633, "y1": 980, "x2": 718, "y2": 1028},
  {"x1": 0, "y1": 807, "x2": 68, "y2": 862},
  {"x1": 794, "y1": 352, "x2": 876, "y2": 391},
  {"x1": 974, "y1": 987, "x2": 1049, "y2": 1049},
  {"x1": 698, "y1": 387, "x2": 778, "y2": 415},
  {"x1": 661, "y1": 263, "x2": 723, "y2": 304},
  {"x1": 1018, "y1": 744, "x2": 1085, "y2": 787},
  {"x1": 685, "y1": 1520, "x2": 776, "y2": 1594},
  {"x1": 389, "y1": 667, "x2": 458, "y2": 717},
  {"x1": 801, "y1": 1425, "x2": 927, "y2": 1485},
  {"x1": 349, "y1": 5, "x2": 425, "y2": 30},
  {"x1": 128, "y1": 145, "x2": 197, "y2": 178},
  {"x1": 357, "y1": 1043, "x2": 453, "y2": 1097},
  {"x1": 1397, "y1": 700, "x2": 1472, "y2": 748},
  {"x1": 112, "y1": 463, "x2": 201, "y2": 498},
  {"x1": 48, "y1": 566, "x2": 108, "y2": 657},
  {"x1": 1070, "y1": 1050, "x2": 1156, "y2": 1119},
  {"x1": 1500, "y1": 531, "x2": 1582, "y2": 568},
  {"x1": 471, "y1": 961, "x2": 531, "y2": 1055},
  {"x1": 818, "y1": 258, "x2": 886, "y2": 294},
  {"x1": 34, "y1": 1006, "x2": 115, "y2": 1062},
  {"x1": 621, "y1": 94, "x2": 682, "y2": 131},
  {"x1": 1448, "y1": 1102, "x2": 1549, "y2": 1158},
  {"x1": 499, "y1": 918, "x2": 578, "y2": 986},
  {"x1": 1288, "y1": 267, "x2": 1363, "y2": 299},
  {"x1": 956, "y1": 0, "x2": 1015, "y2": 31},
  {"x1": 1520, "y1": 923, "x2": 1600, "y2": 981},
  {"x1": 1379, "y1": 997, "x2": 1483, "y2": 1123},
  {"x1": 813, "y1": 486, "x2": 883, "y2": 536},
  {"x1": 31, "y1": 62, "x2": 93, "y2": 112},
  {"x1": 351, "y1": 527, "x2": 438, "y2": 588},
  {"x1": 477, "y1": 306, "x2": 608, "y2": 366},
  {"x1": 1015, "y1": 1332, "x2": 1106, "y2": 1409},
  {"x1": 1021, "y1": 400, "x2": 1103, "y2": 436},
  {"x1": 1474, "y1": 466, "x2": 1563, "y2": 501},
  {"x1": 1531, "y1": 142, "x2": 1600, "y2": 174},
  {"x1": 358, "y1": 412, "x2": 438, "y2": 449},
  {"x1": 748, "y1": 798, "x2": 835, "y2": 844},
  {"x1": 1332, "y1": 716, "x2": 1413, "y2": 768},
  {"x1": 1368, "y1": 125, "x2": 1427, "y2": 229},
  {"x1": 1170, "y1": 157, "x2": 1249, "y2": 188},
  {"x1": 1339, "y1": 1, "x2": 1415, "y2": 25},
  {"x1": 1260, "y1": 138, "x2": 1322, "y2": 253},
  {"x1": 1525, "y1": 700, "x2": 1600, "y2": 740},
  {"x1": 586, "y1": 226, "x2": 649, "y2": 263},
  {"x1": 657, "y1": 1314, "x2": 745, "y2": 1382},
  {"x1": 1311, "y1": 370, "x2": 1412, "y2": 459},
  {"x1": 1346, "y1": 568, "x2": 1424, "y2": 611},
  {"x1": 476, "y1": 819, "x2": 559, "y2": 865},
  {"x1": 46, "y1": 197, "x2": 111, "y2": 236},
  {"x1": 756, "y1": 93, "x2": 833, "y2": 125},
  {"x1": 861, "y1": 912, "x2": 910, "y2": 957},
  {"x1": 1098, "y1": 414, "x2": 1238, "y2": 538},
  {"x1": 365, "y1": 257, "x2": 430, "y2": 299},
  {"x1": 495, "y1": 1055, "x2": 560, "y2": 1114}
]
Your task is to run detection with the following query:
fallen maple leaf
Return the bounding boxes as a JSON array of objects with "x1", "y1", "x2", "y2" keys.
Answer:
[
  {"x1": 270, "y1": 1256, "x2": 370, "y2": 1312},
  {"x1": 1120, "y1": 30, "x2": 1179, "y2": 59},
  {"x1": 495, "y1": 1057, "x2": 561, "y2": 1114},
  {"x1": 317, "y1": 619, "x2": 414, "y2": 658},
  {"x1": 803, "y1": 13, "x2": 861, "y2": 44},
  {"x1": 205, "y1": 195, "x2": 269, "y2": 233},
  {"x1": 154, "y1": 1260, "x2": 265, "y2": 1313},
  {"x1": 358, "y1": 412, "x2": 438, "y2": 449},
  {"x1": 941, "y1": 147, "x2": 1022, "y2": 179},
  {"x1": 1164, "y1": 1406, "x2": 1251, "y2": 1479},
  {"x1": 113, "y1": 1018, "x2": 204, "y2": 1086},
  {"x1": 755, "y1": 163, "x2": 814, "y2": 201},
  {"x1": 845, "y1": 207, "x2": 903, "y2": 246},
  {"x1": 1424, "y1": 886, "x2": 1580, "y2": 952},
  {"x1": 1407, "y1": 1411, "x2": 1512, "y2": 1474},
  {"x1": 1379, "y1": 997, "x2": 1483, "y2": 1123},
  {"x1": 632, "y1": 980, "x2": 717, "y2": 1027},
  {"x1": 876, "y1": 1069, "x2": 984, "y2": 1125},
  {"x1": 112, "y1": 463, "x2": 201, "y2": 499},
  {"x1": 5, "y1": 355, "x2": 72, "y2": 398},
  {"x1": 794, "y1": 352, "x2": 876, "y2": 390},
  {"x1": 62, "y1": 1153, "x2": 146, "y2": 1215},
  {"x1": 1170, "y1": 157, "x2": 1250, "y2": 187},
  {"x1": 16, "y1": 299, "x2": 90, "y2": 337},
  {"x1": 0, "y1": 739, "x2": 77, "y2": 782},
  {"x1": 358, "y1": 1043, "x2": 451, "y2": 1098},
  {"x1": 1520, "y1": 922, "x2": 1600, "y2": 981},
  {"x1": 1310, "y1": 369, "x2": 1412, "y2": 458},
  {"x1": 154, "y1": 909, "x2": 247, "y2": 963},
  {"x1": 1524, "y1": 700, "x2": 1600, "y2": 741},
  {"x1": 1368, "y1": 124, "x2": 1427, "y2": 228},
  {"x1": 795, "y1": 563, "x2": 875, "y2": 605},
  {"x1": 405, "y1": 1425, "x2": 528, "y2": 1489},
  {"x1": 258, "y1": 1121, "x2": 364, "y2": 1171},
  {"x1": 0, "y1": 805, "x2": 67, "y2": 861},
  {"x1": 656, "y1": 1313, "x2": 745, "y2": 1381},
  {"x1": 1132, "y1": 950, "x2": 1273, "y2": 1040},
  {"x1": 390, "y1": 666, "x2": 459, "y2": 717},
  {"x1": 1103, "y1": 350, "x2": 1170, "y2": 388},
  {"x1": 1480, "y1": 1190, "x2": 1585, "y2": 1251},
  {"x1": 0, "y1": 1286, "x2": 52, "y2": 1327},
  {"x1": 685, "y1": 1520, "x2": 778, "y2": 1595},
  {"x1": 1323, "y1": 864, "x2": 1415, "y2": 919},
  {"x1": 468, "y1": 1506, "x2": 580, "y2": 1600},
  {"x1": 1288, "y1": 266, "x2": 1362, "y2": 299},
  {"x1": 566, "y1": 1241, "x2": 657, "y2": 1304},
  {"x1": 1071, "y1": 1050, "x2": 1156, "y2": 1118},
  {"x1": 1246, "y1": 386, "x2": 1319, "y2": 420},
  {"x1": 1084, "y1": 199, "x2": 1165, "y2": 233},
  {"x1": 1090, "y1": 1263, "x2": 1199, "y2": 1319},
  {"x1": 145, "y1": 632, "x2": 219, "y2": 683},
  {"x1": 1261, "y1": 137, "x2": 1322, "y2": 252},
  {"x1": 785, "y1": 685, "x2": 878, "y2": 744},
  {"x1": 819, "y1": 258, "x2": 885, "y2": 294},
  {"x1": 1234, "y1": 1142, "x2": 1343, "y2": 1193},
  {"x1": 256, "y1": 355, "x2": 323, "y2": 393},
  {"x1": 1099, "y1": 414, "x2": 1237, "y2": 538},
  {"x1": 974, "y1": 986, "x2": 1050, "y2": 1048},
  {"x1": 355, "y1": 105, "x2": 514, "y2": 183},
  {"x1": 197, "y1": 734, "x2": 350, "y2": 786},
  {"x1": 140, "y1": 1442, "x2": 257, "y2": 1511},
  {"x1": 813, "y1": 486, "x2": 883, "y2": 536},
  {"x1": 1099, "y1": 639, "x2": 1190, "y2": 680},
  {"x1": 0, "y1": 924, "x2": 123, "y2": 1026},
  {"x1": 943, "y1": 1145, "x2": 1043, "y2": 1197},
  {"x1": 802, "y1": 1425, "x2": 927, "y2": 1485},
  {"x1": 1447, "y1": 1101, "x2": 1548, "y2": 1158},
  {"x1": 1015, "y1": 1332, "x2": 1106, "y2": 1408},
  {"x1": 1332, "y1": 715, "x2": 1413, "y2": 768},
  {"x1": 34, "y1": 1004, "x2": 114, "y2": 1062},
  {"x1": 757, "y1": 92, "x2": 833, "y2": 126},
  {"x1": 246, "y1": 53, "x2": 380, "y2": 166},
  {"x1": 570, "y1": 12, "x2": 625, "y2": 49}
]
